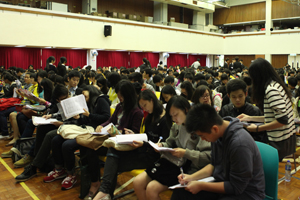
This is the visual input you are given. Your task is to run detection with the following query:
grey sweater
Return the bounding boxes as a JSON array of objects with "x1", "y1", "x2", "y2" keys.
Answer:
[{"x1": 161, "y1": 123, "x2": 211, "y2": 173}]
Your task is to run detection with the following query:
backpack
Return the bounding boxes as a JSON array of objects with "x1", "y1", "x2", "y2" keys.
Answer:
[{"x1": 11, "y1": 137, "x2": 35, "y2": 163}]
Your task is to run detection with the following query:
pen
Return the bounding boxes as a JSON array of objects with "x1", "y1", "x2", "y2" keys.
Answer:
[
  {"x1": 157, "y1": 136, "x2": 163, "y2": 144},
  {"x1": 180, "y1": 167, "x2": 185, "y2": 185}
]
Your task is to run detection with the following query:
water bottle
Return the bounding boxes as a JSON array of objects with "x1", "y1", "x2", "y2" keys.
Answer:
[{"x1": 285, "y1": 160, "x2": 292, "y2": 182}]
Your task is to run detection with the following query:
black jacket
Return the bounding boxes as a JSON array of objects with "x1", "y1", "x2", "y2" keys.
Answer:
[{"x1": 219, "y1": 102, "x2": 268, "y2": 143}]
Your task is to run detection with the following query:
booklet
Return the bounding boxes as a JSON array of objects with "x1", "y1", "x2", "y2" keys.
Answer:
[
  {"x1": 108, "y1": 133, "x2": 148, "y2": 144},
  {"x1": 32, "y1": 116, "x2": 58, "y2": 126},
  {"x1": 91, "y1": 123, "x2": 121, "y2": 135},
  {"x1": 58, "y1": 94, "x2": 89, "y2": 119},
  {"x1": 168, "y1": 176, "x2": 216, "y2": 189},
  {"x1": 148, "y1": 141, "x2": 175, "y2": 152}
]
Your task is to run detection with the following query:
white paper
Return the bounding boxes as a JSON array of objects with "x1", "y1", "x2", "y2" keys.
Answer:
[
  {"x1": 115, "y1": 133, "x2": 148, "y2": 144},
  {"x1": 148, "y1": 141, "x2": 175, "y2": 152},
  {"x1": 59, "y1": 94, "x2": 88, "y2": 119},
  {"x1": 91, "y1": 123, "x2": 121, "y2": 135},
  {"x1": 32, "y1": 116, "x2": 58, "y2": 126},
  {"x1": 168, "y1": 177, "x2": 216, "y2": 189}
]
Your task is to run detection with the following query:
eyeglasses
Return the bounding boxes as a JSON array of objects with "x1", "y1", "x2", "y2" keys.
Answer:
[{"x1": 200, "y1": 94, "x2": 210, "y2": 99}]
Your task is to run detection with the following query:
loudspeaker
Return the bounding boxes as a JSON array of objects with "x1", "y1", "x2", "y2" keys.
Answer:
[{"x1": 104, "y1": 25, "x2": 112, "y2": 37}]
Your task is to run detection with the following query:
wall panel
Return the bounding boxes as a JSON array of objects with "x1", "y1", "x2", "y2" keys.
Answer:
[
  {"x1": 272, "y1": 55, "x2": 288, "y2": 69},
  {"x1": 272, "y1": 0, "x2": 300, "y2": 19},
  {"x1": 213, "y1": 2, "x2": 266, "y2": 25}
]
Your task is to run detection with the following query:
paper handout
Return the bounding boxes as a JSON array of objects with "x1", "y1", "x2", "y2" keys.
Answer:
[
  {"x1": 169, "y1": 176, "x2": 216, "y2": 189},
  {"x1": 59, "y1": 94, "x2": 89, "y2": 119},
  {"x1": 32, "y1": 116, "x2": 58, "y2": 126},
  {"x1": 148, "y1": 141, "x2": 175, "y2": 152}
]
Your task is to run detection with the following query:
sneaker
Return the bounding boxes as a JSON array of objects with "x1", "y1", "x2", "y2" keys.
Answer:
[
  {"x1": 0, "y1": 135, "x2": 10, "y2": 140},
  {"x1": 61, "y1": 175, "x2": 77, "y2": 190},
  {"x1": 14, "y1": 154, "x2": 34, "y2": 168},
  {"x1": 43, "y1": 169, "x2": 67, "y2": 183},
  {"x1": 15, "y1": 164, "x2": 37, "y2": 182},
  {"x1": 1, "y1": 150, "x2": 13, "y2": 158}
]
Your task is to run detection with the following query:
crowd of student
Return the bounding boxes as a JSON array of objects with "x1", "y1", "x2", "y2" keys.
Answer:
[{"x1": 0, "y1": 56, "x2": 297, "y2": 200}]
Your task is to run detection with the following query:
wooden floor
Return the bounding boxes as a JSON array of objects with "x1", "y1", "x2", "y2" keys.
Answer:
[{"x1": 0, "y1": 138, "x2": 300, "y2": 200}]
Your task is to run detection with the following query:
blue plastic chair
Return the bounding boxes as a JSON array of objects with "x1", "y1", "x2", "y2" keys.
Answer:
[{"x1": 255, "y1": 141, "x2": 279, "y2": 200}]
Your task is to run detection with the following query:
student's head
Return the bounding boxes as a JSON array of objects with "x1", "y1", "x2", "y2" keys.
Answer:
[
  {"x1": 164, "y1": 76, "x2": 175, "y2": 86},
  {"x1": 46, "y1": 56, "x2": 55, "y2": 65},
  {"x1": 288, "y1": 77, "x2": 297, "y2": 89},
  {"x1": 153, "y1": 75, "x2": 164, "y2": 87},
  {"x1": 16, "y1": 68, "x2": 25, "y2": 76},
  {"x1": 108, "y1": 72, "x2": 121, "y2": 88},
  {"x1": 40, "y1": 78, "x2": 54, "y2": 102},
  {"x1": 60, "y1": 57, "x2": 67, "y2": 64},
  {"x1": 180, "y1": 81, "x2": 194, "y2": 100},
  {"x1": 143, "y1": 69, "x2": 153, "y2": 79},
  {"x1": 205, "y1": 74, "x2": 213, "y2": 85},
  {"x1": 37, "y1": 70, "x2": 48, "y2": 84},
  {"x1": 192, "y1": 85, "x2": 213, "y2": 106},
  {"x1": 226, "y1": 79, "x2": 247, "y2": 109},
  {"x1": 24, "y1": 73, "x2": 31, "y2": 84},
  {"x1": 160, "y1": 85, "x2": 177, "y2": 104},
  {"x1": 30, "y1": 73, "x2": 38, "y2": 84},
  {"x1": 220, "y1": 74, "x2": 229, "y2": 85},
  {"x1": 3, "y1": 73, "x2": 16, "y2": 83},
  {"x1": 97, "y1": 77, "x2": 108, "y2": 90},
  {"x1": 186, "y1": 104, "x2": 223, "y2": 142},
  {"x1": 115, "y1": 80, "x2": 137, "y2": 114},
  {"x1": 166, "y1": 95, "x2": 191, "y2": 129},
  {"x1": 139, "y1": 89, "x2": 163, "y2": 125},
  {"x1": 128, "y1": 72, "x2": 144, "y2": 85},
  {"x1": 289, "y1": 71, "x2": 295, "y2": 77},
  {"x1": 51, "y1": 84, "x2": 69, "y2": 103},
  {"x1": 28, "y1": 65, "x2": 34, "y2": 70},
  {"x1": 184, "y1": 72, "x2": 193, "y2": 83},
  {"x1": 67, "y1": 70, "x2": 81, "y2": 88},
  {"x1": 54, "y1": 75, "x2": 64, "y2": 86},
  {"x1": 194, "y1": 73, "x2": 205, "y2": 83},
  {"x1": 167, "y1": 69, "x2": 173, "y2": 77},
  {"x1": 243, "y1": 76, "x2": 252, "y2": 87}
]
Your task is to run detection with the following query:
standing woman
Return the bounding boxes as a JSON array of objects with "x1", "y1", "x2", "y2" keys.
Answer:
[
  {"x1": 238, "y1": 58, "x2": 296, "y2": 160},
  {"x1": 57, "y1": 57, "x2": 67, "y2": 77},
  {"x1": 45, "y1": 56, "x2": 56, "y2": 73}
]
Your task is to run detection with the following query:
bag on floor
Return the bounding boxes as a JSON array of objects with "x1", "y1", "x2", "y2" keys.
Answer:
[{"x1": 11, "y1": 137, "x2": 35, "y2": 163}]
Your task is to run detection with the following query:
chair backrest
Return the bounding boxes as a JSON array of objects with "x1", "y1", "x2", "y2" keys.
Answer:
[{"x1": 255, "y1": 141, "x2": 279, "y2": 200}]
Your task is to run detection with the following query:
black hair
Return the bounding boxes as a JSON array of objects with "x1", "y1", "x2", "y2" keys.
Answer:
[
  {"x1": 243, "y1": 76, "x2": 252, "y2": 86},
  {"x1": 144, "y1": 69, "x2": 153, "y2": 77},
  {"x1": 59, "y1": 57, "x2": 67, "y2": 64},
  {"x1": 132, "y1": 82, "x2": 142, "y2": 96},
  {"x1": 194, "y1": 73, "x2": 205, "y2": 82},
  {"x1": 143, "y1": 58, "x2": 151, "y2": 68},
  {"x1": 139, "y1": 89, "x2": 164, "y2": 126},
  {"x1": 226, "y1": 79, "x2": 247, "y2": 95},
  {"x1": 37, "y1": 70, "x2": 48, "y2": 79},
  {"x1": 97, "y1": 77, "x2": 109, "y2": 94},
  {"x1": 121, "y1": 69, "x2": 129, "y2": 75},
  {"x1": 220, "y1": 74, "x2": 228, "y2": 81},
  {"x1": 160, "y1": 85, "x2": 177, "y2": 104},
  {"x1": 224, "y1": 69, "x2": 231, "y2": 75},
  {"x1": 128, "y1": 72, "x2": 144, "y2": 85},
  {"x1": 46, "y1": 56, "x2": 55, "y2": 69},
  {"x1": 30, "y1": 73, "x2": 38, "y2": 82},
  {"x1": 249, "y1": 58, "x2": 292, "y2": 110},
  {"x1": 196, "y1": 80, "x2": 209, "y2": 88},
  {"x1": 3, "y1": 73, "x2": 16, "y2": 82},
  {"x1": 186, "y1": 104, "x2": 223, "y2": 134},
  {"x1": 51, "y1": 84, "x2": 69, "y2": 103},
  {"x1": 55, "y1": 75, "x2": 64, "y2": 86},
  {"x1": 205, "y1": 74, "x2": 212, "y2": 81},
  {"x1": 184, "y1": 72, "x2": 194, "y2": 81},
  {"x1": 115, "y1": 80, "x2": 138, "y2": 115},
  {"x1": 16, "y1": 68, "x2": 25, "y2": 73},
  {"x1": 153, "y1": 75, "x2": 163, "y2": 83},
  {"x1": 180, "y1": 81, "x2": 195, "y2": 100},
  {"x1": 40, "y1": 78, "x2": 54, "y2": 102},
  {"x1": 81, "y1": 85, "x2": 101, "y2": 114},
  {"x1": 165, "y1": 95, "x2": 190, "y2": 129},
  {"x1": 68, "y1": 70, "x2": 81, "y2": 79},
  {"x1": 178, "y1": 71, "x2": 185, "y2": 83},
  {"x1": 164, "y1": 76, "x2": 174, "y2": 84},
  {"x1": 107, "y1": 72, "x2": 121, "y2": 88},
  {"x1": 288, "y1": 77, "x2": 297, "y2": 87},
  {"x1": 192, "y1": 85, "x2": 214, "y2": 107}
]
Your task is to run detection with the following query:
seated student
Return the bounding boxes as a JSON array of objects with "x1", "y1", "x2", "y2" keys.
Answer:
[
  {"x1": 143, "y1": 69, "x2": 156, "y2": 89},
  {"x1": 16, "y1": 68, "x2": 26, "y2": 85},
  {"x1": 96, "y1": 76, "x2": 109, "y2": 95},
  {"x1": 171, "y1": 104, "x2": 265, "y2": 200},
  {"x1": 164, "y1": 76, "x2": 180, "y2": 95},
  {"x1": 180, "y1": 81, "x2": 194, "y2": 101},
  {"x1": 107, "y1": 72, "x2": 121, "y2": 108},
  {"x1": 205, "y1": 74, "x2": 214, "y2": 89},
  {"x1": 160, "y1": 85, "x2": 177, "y2": 105},
  {"x1": 153, "y1": 74, "x2": 164, "y2": 92},
  {"x1": 67, "y1": 70, "x2": 81, "y2": 97},
  {"x1": 191, "y1": 85, "x2": 220, "y2": 112},
  {"x1": 128, "y1": 72, "x2": 155, "y2": 92},
  {"x1": 133, "y1": 96, "x2": 211, "y2": 200},
  {"x1": 43, "y1": 85, "x2": 111, "y2": 190},
  {"x1": 79, "y1": 80, "x2": 144, "y2": 197},
  {"x1": 219, "y1": 79, "x2": 268, "y2": 143},
  {"x1": 288, "y1": 77, "x2": 297, "y2": 99},
  {"x1": 184, "y1": 72, "x2": 194, "y2": 87},
  {"x1": 92, "y1": 90, "x2": 169, "y2": 200}
]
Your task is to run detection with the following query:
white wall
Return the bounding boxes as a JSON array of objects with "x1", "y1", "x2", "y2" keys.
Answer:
[{"x1": 0, "y1": 7, "x2": 223, "y2": 55}]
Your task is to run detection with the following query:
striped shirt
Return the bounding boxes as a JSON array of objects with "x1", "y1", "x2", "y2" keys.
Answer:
[{"x1": 264, "y1": 80, "x2": 296, "y2": 142}]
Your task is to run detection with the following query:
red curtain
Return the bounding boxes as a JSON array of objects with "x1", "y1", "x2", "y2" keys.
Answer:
[
  {"x1": 41, "y1": 49, "x2": 87, "y2": 69},
  {"x1": 97, "y1": 51, "x2": 130, "y2": 68},
  {"x1": 188, "y1": 55, "x2": 207, "y2": 67},
  {"x1": 167, "y1": 54, "x2": 188, "y2": 67},
  {"x1": 129, "y1": 52, "x2": 159, "y2": 68},
  {"x1": 0, "y1": 47, "x2": 41, "y2": 69}
]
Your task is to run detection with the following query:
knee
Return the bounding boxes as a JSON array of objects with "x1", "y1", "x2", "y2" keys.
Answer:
[{"x1": 133, "y1": 173, "x2": 146, "y2": 190}]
